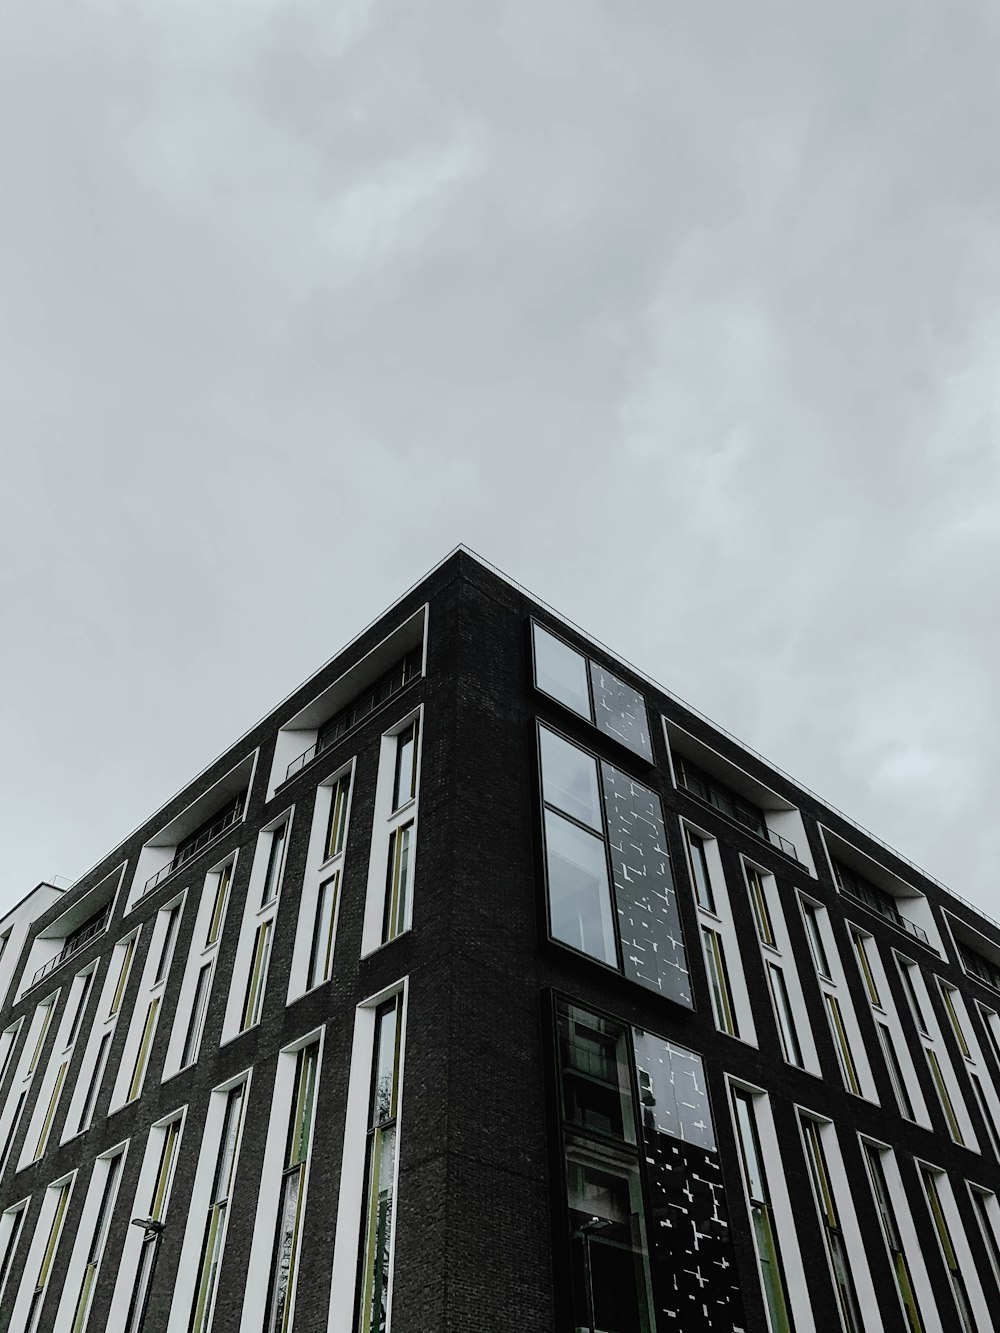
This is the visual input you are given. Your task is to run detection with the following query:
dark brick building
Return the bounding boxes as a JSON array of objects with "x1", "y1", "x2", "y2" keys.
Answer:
[{"x1": 0, "y1": 547, "x2": 999, "y2": 1333}]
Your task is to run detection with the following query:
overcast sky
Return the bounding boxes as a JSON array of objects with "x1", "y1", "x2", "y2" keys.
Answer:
[{"x1": 1, "y1": 1, "x2": 998, "y2": 927}]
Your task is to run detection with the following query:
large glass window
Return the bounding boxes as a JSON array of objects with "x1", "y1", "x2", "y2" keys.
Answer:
[
  {"x1": 356, "y1": 997, "x2": 403, "y2": 1333},
  {"x1": 556, "y1": 1004, "x2": 635, "y2": 1144},
  {"x1": 566, "y1": 1153, "x2": 653, "y2": 1333},
  {"x1": 731, "y1": 1089, "x2": 793, "y2": 1333},
  {"x1": 533, "y1": 623, "x2": 591, "y2": 720},
  {"x1": 265, "y1": 1044, "x2": 318, "y2": 1333},
  {"x1": 544, "y1": 809, "x2": 616, "y2": 966},
  {"x1": 800, "y1": 1118, "x2": 862, "y2": 1333},
  {"x1": 190, "y1": 1085, "x2": 246, "y2": 1333},
  {"x1": 540, "y1": 728, "x2": 603, "y2": 832},
  {"x1": 862, "y1": 1142, "x2": 924, "y2": 1333}
]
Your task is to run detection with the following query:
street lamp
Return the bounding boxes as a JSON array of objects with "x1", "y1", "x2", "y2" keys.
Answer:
[
  {"x1": 129, "y1": 1217, "x2": 166, "y2": 1332},
  {"x1": 572, "y1": 1215, "x2": 611, "y2": 1333}
]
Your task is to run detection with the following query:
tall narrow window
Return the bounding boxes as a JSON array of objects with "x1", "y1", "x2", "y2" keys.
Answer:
[
  {"x1": 206, "y1": 864, "x2": 233, "y2": 948},
  {"x1": 686, "y1": 830, "x2": 716, "y2": 914},
  {"x1": 382, "y1": 824, "x2": 413, "y2": 943},
  {"x1": 189, "y1": 1085, "x2": 246, "y2": 1333},
  {"x1": 969, "y1": 1187, "x2": 1000, "y2": 1288},
  {"x1": 702, "y1": 927, "x2": 739, "y2": 1038},
  {"x1": 0, "y1": 1093, "x2": 25, "y2": 1173},
  {"x1": 70, "y1": 1150, "x2": 123, "y2": 1333},
  {"x1": 899, "y1": 960, "x2": 930, "y2": 1035},
  {"x1": 261, "y1": 823, "x2": 288, "y2": 909},
  {"x1": 926, "y1": 1049, "x2": 964, "y2": 1144},
  {"x1": 77, "y1": 1033, "x2": 111, "y2": 1134},
  {"x1": 309, "y1": 873, "x2": 340, "y2": 990},
  {"x1": 941, "y1": 985, "x2": 972, "y2": 1060},
  {"x1": 391, "y1": 722, "x2": 418, "y2": 812},
  {"x1": 0, "y1": 1205, "x2": 26, "y2": 1302},
  {"x1": 920, "y1": 1168, "x2": 977, "y2": 1333},
  {"x1": 877, "y1": 1023, "x2": 915, "y2": 1120},
  {"x1": 155, "y1": 905, "x2": 181, "y2": 986},
  {"x1": 265, "y1": 1044, "x2": 319, "y2": 1333},
  {"x1": 25, "y1": 1180, "x2": 71, "y2": 1333},
  {"x1": 128, "y1": 998, "x2": 161, "y2": 1102},
  {"x1": 768, "y1": 963, "x2": 803, "y2": 1067},
  {"x1": 969, "y1": 1072, "x2": 1000, "y2": 1156},
  {"x1": 800, "y1": 1118, "x2": 862, "y2": 1333},
  {"x1": 862, "y1": 1142, "x2": 924, "y2": 1333},
  {"x1": 242, "y1": 921, "x2": 273, "y2": 1031},
  {"x1": 826, "y1": 994, "x2": 862, "y2": 1096},
  {"x1": 33, "y1": 1062, "x2": 68, "y2": 1160},
  {"x1": 746, "y1": 865, "x2": 776, "y2": 947},
  {"x1": 109, "y1": 936, "x2": 136, "y2": 1017},
  {"x1": 324, "y1": 775, "x2": 351, "y2": 862},
  {"x1": 65, "y1": 972, "x2": 95, "y2": 1049},
  {"x1": 126, "y1": 1119, "x2": 180, "y2": 1333},
  {"x1": 182, "y1": 965, "x2": 213, "y2": 1069},
  {"x1": 801, "y1": 901, "x2": 831, "y2": 977},
  {"x1": 0, "y1": 1023, "x2": 21, "y2": 1089},
  {"x1": 356, "y1": 997, "x2": 403, "y2": 1333},
  {"x1": 27, "y1": 1001, "x2": 56, "y2": 1075},
  {"x1": 731, "y1": 1088, "x2": 793, "y2": 1333},
  {"x1": 852, "y1": 931, "x2": 882, "y2": 1008}
]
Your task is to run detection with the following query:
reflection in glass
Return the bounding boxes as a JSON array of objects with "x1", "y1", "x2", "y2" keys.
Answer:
[
  {"x1": 190, "y1": 1085, "x2": 246, "y2": 1333},
  {"x1": 557, "y1": 1003, "x2": 634, "y2": 1144},
  {"x1": 265, "y1": 1045, "x2": 318, "y2": 1333},
  {"x1": 357, "y1": 997, "x2": 403, "y2": 1333},
  {"x1": 533, "y1": 624, "x2": 591, "y2": 720},
  {"x1": 731, "y1": 1089, "x2": 793, "y2": 1333},
  {"x1": 544, "y1": 810, "x2": 616, "y2": 966},
  {"x1": 540, "y1": 727, "x2": 602, "y2": 831},
  {"x1": 566, "y1": 1152, "x2": 653, "y2": 1333}
]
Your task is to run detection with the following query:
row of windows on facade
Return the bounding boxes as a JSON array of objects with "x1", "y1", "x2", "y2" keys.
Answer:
[
  {"x1": 0, "y1": 718, "x2": 421, "y2": 1178},
  {"x1": 537, "y1": 719, "x2": 1000, "y2": 1161},
  {"x1": 0, "y1": 992, "x2": 403, "y2": 1333},
  {"x1": 553, "y1": 995, "x2": 1000, "y2": 1333}
]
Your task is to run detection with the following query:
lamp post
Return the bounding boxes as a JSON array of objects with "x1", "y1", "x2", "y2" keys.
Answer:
[
  {"x1": 129, "y1": 1217, "x2": 165, "y2": 1333},
  {"x1": 573, "y1": 1216, "x2": 611, "y2": 1333}
]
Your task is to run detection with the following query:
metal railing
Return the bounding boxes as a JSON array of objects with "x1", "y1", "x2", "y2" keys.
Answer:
[
  {"x1": 676, "y1": 766, "x2": 800, "y2": 862},
  {"x1": 30, "y1": 908, "x2": 111, "y2": 987},
  {"x1": 142, "y1": 803, "x2": 243, "y2": 896},
  {"x1": 837, "y1": 884, "x2": 931, "y2": 946}
]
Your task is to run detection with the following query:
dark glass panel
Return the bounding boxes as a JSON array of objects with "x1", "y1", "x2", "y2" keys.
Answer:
[
  {"x1": 590, "y1": 662, "x2": 652, "y2": 760},
  {"x1": 544, "y1": 810, "x2": 616, "y2": 966}
]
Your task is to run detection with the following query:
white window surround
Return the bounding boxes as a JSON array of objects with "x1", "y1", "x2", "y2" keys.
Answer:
[
  {"x1": 266, "y1": 606, "x2": 427, "y2": 800},
  {"x1": 916, "y1": 1160, "x2": 993, "y2": 1332},
  {"x1": 681, "y1": 818, "x2": 758, "y2": 1047},
  {"x1": 109, "y1": 895, "x2": 186, "y2": 1112},
  {"x1": 166, "y1": 1072, "x2": 252, "y2": 1333},
  {"x1": 127, "y1": 752, "x2": 259, "y2": 912},
  {"x1": 288, "y1": 760, "x2": 355, "y2": 1003},
  {"x1": 9, "y1": 1170, "x2": 76, "y2": 1333},
  {"x1": 61, "y1": 928, "x2": 142, "y2": 1143},
  {"x1": 859, "y1": 1138, "x2": 944, "y2": 1333},
  {"x1": 966, "y1": 1183, "x2": 1000, "y2": 1288},
  {"x1": 162, "y1": 852, "x2": 240, "y2": 1081},
  {"x1": 793, "y1": 1111, "x2": 881, "y2": 1320},
  {"x1": 361, "y1": 708, "x2": 424, "y2": 958},
  {"x1": 327, "y1": 979, "x2": 408, "y2": 1333},
  {"x1": 0, "y1": 1197, "x2": 30, "y2": 1306},
  {"x1": 663, "y1": 719, "x2": 817, "y2": 876},
  {"x1": 238, "y1": 1028, "x2": 324, "y2": 1331},
  {"x1": 893, "y1": 953, "x2": 978, "y2": 1151},
  {"x1": 106, "y1": 1110, "x2": 186, "y2": 1333},
  {"x1": 819, "y1": 825, "x2": 943, "y2": 954},
  {"x1": 935, "y1": 979, "x2": 1000, "y2": 1150},
  {"x1": 975, "y1": 1002, "x2": 1000, "y2": 1071},
  {"x1": 726, "y1": 1078, "x2": 817, "y2": 1333},
  {"x1": 221, "y1": 810, "x2": 296, "y2": 1044},
  {"x1": 52, "y1": 1141, "x2": 129, "y2": 1333},
  {"x1": 0, "y1": 991, "x2": 61, "y2": 1174},
  {"x1": 0, "y1": 1020, "x2": 23, "y2": 1092}
]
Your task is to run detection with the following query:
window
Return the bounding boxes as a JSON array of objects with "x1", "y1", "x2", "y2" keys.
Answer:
[
  {"x1": 25, "y1": 1179, "x2": 71, "y2": 1333},
  {"x1": 261, "y1": 823, "x2": 289, "y2": 909},
  {"x1": 767, "y1": 963, "x2": 803, "y2": 1067},
  {"x1": 746, "y1": 865, "x2": 776, "y2": 947},
  {"x1": 77, "y1": 1032, "x2": 111, "y2": 1134},
  {"x1": 862, "y1": 1143, "x2": 924, "y2": 1333},
  {"x1": 205, "y1": 864, "x2": 233, "y2": 948},
  {"x1": 356, "y1": 997, "x2": 403, "y2": 1333},
  {"x1": 685, "y1": 830, "x2": 716, "y2": 914},
  {"x1": 556, "y1": 1003, "x2": 635, "y2": 1144},
  {"x1": 70, "y1": 1149, "x2": 124, "y2": 1333},
  {"x1": 308, "y1": 873, "x2": 340, "y2": 990},
  {"x1": 800, "y1": 900, "x2": 831, "y2": 977},
  {"x1": 833, "y1": 860, "x2": 929, "y2": 945},
  {"x1": 324, "y1": 774, "x2": 351, "y2": 863},
  {"x1": 391, "y1": 722, "x2": 418, "y2": 812},
  {"x1": 154, "y1": 905, "x2": 181, "y2": 985},
  {"x1": 731, "y1": 1088, "x2": 793, "y2": 1333},
  {"x1": 877, "y1": 1023, "x2": 915, "y2": 1120},
  {"x1": 0, "y1": 1204, "x2": 27, "y2": 1304},
  {"x1": 27, "y1": 999, "x2": 55, "y2": 1075},
  {"x1": 969, "y1": 1072, "x2": 1000, "y2": 1157},
  {"x1": 702, "y1": 927, "x2": 739, "y2": 1038},
  {"x1": 851, "y1": 931, "x2": 882, "y2": 1008},
  {"x1": 920, "y1": 1168, "x2": 977, "y2": 1333},
  {"x1": 189, "y1": 1084, "x2": 246, "y2": 1333},
  {"x1": 128, "y1": 998, "x2": 161, "y2": 1102},
  {"x1": 242, "y1": 921, "x2": 273, "y2": 1031},
  {"x1": 264, "y1": 1044, "x2": 318, "y2": 1333},
  {"x1": 940, "y1": 983, "x2": 972, "y2": 1059},
  {"x1": 539, "y1": 725, "x2": 691, "y2": 1004},
  {"x1": 181, "y1": 964, "x2": 213, "y2": 1069},
  {"x1": 676, "y1": 756, "x2": 767, "y2": 841},
  {"x1": 65, "y1": 971, "x2": 94, "y2": 1049},
  {"x1": 926, "y1": 1049, "x2": 964, "y2": 1144},
  {"x1": 969, "y1": 1187, "x2": 1000, "y2": 1289},
  {"x1": 800, "y1": 1118, "x2": 862, "y2": 1333},
  {"x1": 109, "y1": 935, "x2": 136, "y2": 1017},
  {"x1": 0, "y1": 1022, "x2": 21, "y2": 1089},
  {"x1": 309, "y1": 651, "x2": 421, "y2": 766},
  {"x1": 382, "y1": 824, "x2": 413, "y2": 944},
  {"x1": 898, "y1": 959, "x2": 930, "y2": 1036},
  {"x1": 532, "y1": 621, "x2": 652, "y2": 760},
  {"x1": 32, "y1": 1062, "x2": 68, "y2": 1160},
  {"x1": 826, "y1": 994, "x2": 862, "y2": 1096},
  {"x1": 125, "y1": 1118, "x2": 180, "y2": 1333}
]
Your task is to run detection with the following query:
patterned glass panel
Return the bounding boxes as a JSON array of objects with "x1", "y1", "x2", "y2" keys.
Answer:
[{"x1": 590, "y1": 662, "x2": 652, "y2": 760}]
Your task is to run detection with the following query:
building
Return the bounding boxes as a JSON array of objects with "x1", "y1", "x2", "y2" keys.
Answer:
[{"x1": 0, "y1": 546, "x2": 999, "y2": 1333}]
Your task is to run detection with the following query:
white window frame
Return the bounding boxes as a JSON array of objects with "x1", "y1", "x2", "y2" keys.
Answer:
[{"x1": 361, "y1": 708, "x2": 423, "y2": 957}]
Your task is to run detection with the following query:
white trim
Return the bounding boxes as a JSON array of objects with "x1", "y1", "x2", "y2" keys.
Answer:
[{"x1": 361, "y1": 708, "x2": 423, "y2": 957}]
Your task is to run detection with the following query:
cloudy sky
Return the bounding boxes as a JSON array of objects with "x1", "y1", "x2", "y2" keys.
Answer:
[{"x1": 1, "y1": 1, "x2": 998, "y2": 925}]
